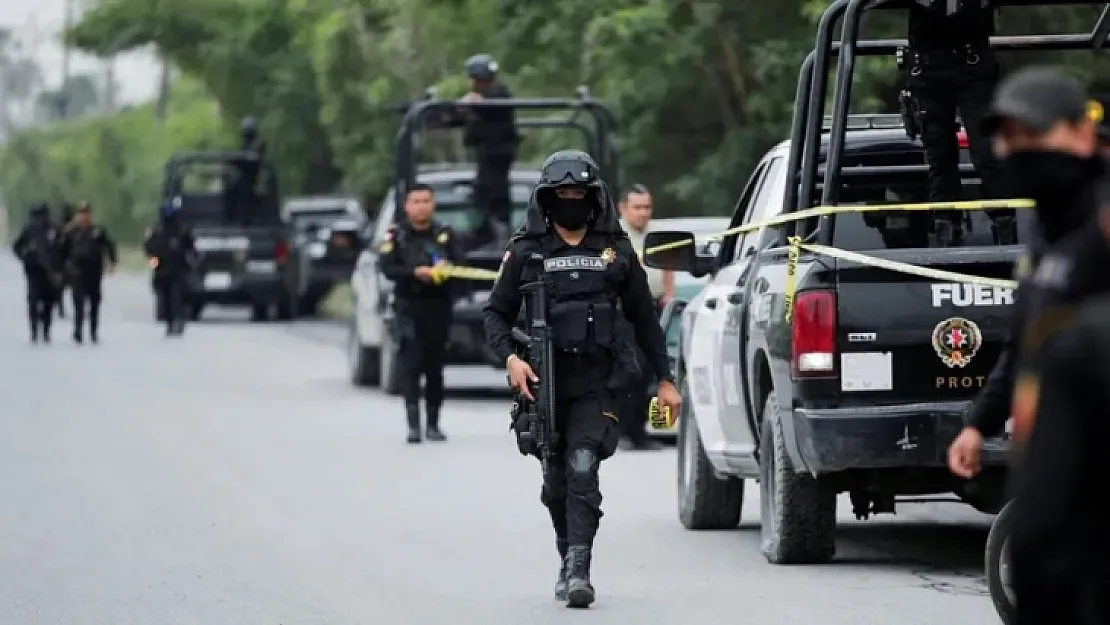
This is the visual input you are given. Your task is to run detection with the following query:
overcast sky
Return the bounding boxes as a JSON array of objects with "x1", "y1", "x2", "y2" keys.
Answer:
[{"x1": 2, "y1": 0, "x2": 158, "y2": 104}]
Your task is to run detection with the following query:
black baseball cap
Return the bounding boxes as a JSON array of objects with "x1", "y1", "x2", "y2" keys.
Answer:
[{"x1": 982, "y1": 66, "x2": 1091, "y2": 136}]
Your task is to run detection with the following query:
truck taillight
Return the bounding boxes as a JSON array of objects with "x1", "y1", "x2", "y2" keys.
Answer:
[
  {"x1": 957, "y1": 128, "x2": 969, "y2": 148},
  {"x1": 275, "y1": 240, "x2": 289, "y2": 263},
  {"x1": 791, "y1": 289, "x2": 836, "y2": 378}
]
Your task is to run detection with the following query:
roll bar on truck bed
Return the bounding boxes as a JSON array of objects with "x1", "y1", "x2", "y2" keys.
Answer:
[
  {"x1": 392, "y1": 90, "x2": 620, "y2": 217},
  {"x1": 782, "y1": 0, "x2": 1110, "y2": 237}
]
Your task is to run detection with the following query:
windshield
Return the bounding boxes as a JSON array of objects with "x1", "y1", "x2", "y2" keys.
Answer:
[
  {"x1": 434, "y1": 201, "x2": 530, "y2": 233},
  {"x1": 290, "y1": 209, "x2": 349, "y2": 229}
]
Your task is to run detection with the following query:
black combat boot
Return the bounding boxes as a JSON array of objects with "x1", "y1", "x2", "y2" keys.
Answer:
[
  {"x1": 406, "y1": 405, "x2": 422, "y2": 444},
  {"x1": 564, "y1": 545, "x2": 595, "y2": 608},
  {"x1": 554, "y1": 539, "x2": 570, "y2": 601},
  {"x1": 425, "y1": 405, "x2": 446, "y2": 442}
]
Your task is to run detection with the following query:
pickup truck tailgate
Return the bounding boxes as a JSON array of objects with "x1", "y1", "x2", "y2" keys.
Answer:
[{"x1": 834, "y1": 248, "x2": 1020, "y2": 402}]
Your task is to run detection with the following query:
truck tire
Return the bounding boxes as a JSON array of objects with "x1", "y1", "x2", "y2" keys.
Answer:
[
  {"x1": 276, "y1": 296, "x2": 295, "y2": 321},
  {"x1": 299, "y1": 294, "x2": 321, "y2": 317},
  {"x1": 348, "y1": 321, "x2": 381, "y2": 387},
  {"x1": 676, "y1": 378, "x2": 744, "y2": 530},
  {"x1": 985, "y1": 499, "x2": 1016, "y2": 625},
  {"x1": 759, "y1": 392, "x2": 837, "y2": 564},
  {"x1": 380, "y1": 330, "x2": 403, "y2": 396},
  {"x1": 189, "y1": 302, "x2": 204, "y2": 321},
  {"x1": 250, "y1": 304, "x2": 269, "y2": 322}
]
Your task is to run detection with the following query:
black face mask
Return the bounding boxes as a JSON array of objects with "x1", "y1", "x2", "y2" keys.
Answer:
[
  {"x1": 999, "y1": 151, "x2": 1102, "y2": 243},
  {"x1": 548, "y1": 199, "x2": 592, "y2": 230}
]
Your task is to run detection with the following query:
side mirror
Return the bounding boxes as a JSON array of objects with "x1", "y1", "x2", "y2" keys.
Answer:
[{"x1": 643, "y1": 230, "x2": 698, "y2": 272}]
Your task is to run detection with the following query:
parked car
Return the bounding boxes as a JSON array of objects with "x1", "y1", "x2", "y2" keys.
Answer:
[{"x1": 282, "y1": 196, "x2": 366, "y2": 317}]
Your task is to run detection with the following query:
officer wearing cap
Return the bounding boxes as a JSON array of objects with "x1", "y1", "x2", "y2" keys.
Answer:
[
  {"x1": 483, "y1": 150, "x2": 680, "y2": 608},
  {"x1": 144, "y1": 199, "x2": 197, "y2": 337},
  {"x1": 904, "y1": 1, "x2": 1012, "y2": 246},
  {"x1": 59, "y1": 201, "x2": 117, "y2": 344},
  {"x1": 950, "y1": 66, "x2": 1106, "y2": 475},
  {"x1": 461, "y1": 54, "x2": 519, "y2": 246},
  {"x1": 944, "y1": 68, "x2": 1110, "y2": 623}
]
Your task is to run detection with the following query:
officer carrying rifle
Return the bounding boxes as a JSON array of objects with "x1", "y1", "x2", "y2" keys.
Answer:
[{"x1": 483, "y1": 150, "x2": 679, "y2": 608}]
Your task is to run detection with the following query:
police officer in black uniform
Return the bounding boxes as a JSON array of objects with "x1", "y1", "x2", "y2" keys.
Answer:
[
  {"x1": 949, "y1": 68, "x2": 1106, "y2": 471},
  {"x1": 940, "y1": 67, "x2": 1110, "y2": 624},
  {"x1": 12, "y1": 203, "x2": 63, "y2": 343},
  {"x1": 483, "y1": 150, "x2": 681, "y2": 608},
  {"x1": 905, "y1": 0, "x2": 1012, "y2": 245},
  {"x1": 144, "y1": 200, "x2": 197, "y2": 336},
  {"x1": 379, "y1": 183, "x2": 463, "y2": 444},
  {"x1": 60, "y1": 202, "x2": 118, "y2": 344},
  {"x1": 235, "y1": 116, "x2": 266, "y2": 222},
  {"x1": 461, "y1": 54, "x2": 519, "y2": 247}
]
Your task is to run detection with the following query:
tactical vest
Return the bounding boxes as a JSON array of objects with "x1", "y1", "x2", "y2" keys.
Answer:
[
  {"x1": 520, "y1": 234, "x2": 625, "y2": 354},
  {"x1": 68, "y1": 226, "x2": 103, "y2": 263}
]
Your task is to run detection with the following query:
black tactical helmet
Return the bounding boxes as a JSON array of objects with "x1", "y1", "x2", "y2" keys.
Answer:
[
  {"x1": 521, "y1": 150, "x2": 621, "y2": 235},
  {"x1": 465, "y1": 54, "x2": 499, "y2": 81},
  {"x1": 240, "y1": 116, "x2": 258, "y2": 137}
]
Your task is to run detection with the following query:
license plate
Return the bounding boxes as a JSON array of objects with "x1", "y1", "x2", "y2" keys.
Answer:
[
  {"x1": 204, "y1": 272, "x2": 232, "y2": 290},
  {"x1": 246, "y1": 260, "x2": 276, "y2": 273}
]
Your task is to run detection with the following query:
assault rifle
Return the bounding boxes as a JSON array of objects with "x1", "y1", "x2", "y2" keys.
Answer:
[{"x1": 510, "y1": 279, "x2": 558, "y2": 472}]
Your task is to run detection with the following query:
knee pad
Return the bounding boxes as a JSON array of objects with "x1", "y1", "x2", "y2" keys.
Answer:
[{"x1": 567, "y1": 448, "x2": 599, "y2": 489}]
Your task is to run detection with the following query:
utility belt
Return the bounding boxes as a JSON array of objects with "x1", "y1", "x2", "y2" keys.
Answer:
[{"x1": 896, "y1": 42, "x2": 993, "y2": 141}]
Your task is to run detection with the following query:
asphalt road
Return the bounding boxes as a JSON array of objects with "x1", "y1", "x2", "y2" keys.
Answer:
[{"x1": 0, "y1": 257, "x2": 1001, "y2": 625}]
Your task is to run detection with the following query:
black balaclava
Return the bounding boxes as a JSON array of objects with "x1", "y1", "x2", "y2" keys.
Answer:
[
  {"x1": 543, "y1": 186, "x2": 598, "y2": 231},
  {"x1": 999, "y1": 150, "x2": 1103, "y2": 243}
]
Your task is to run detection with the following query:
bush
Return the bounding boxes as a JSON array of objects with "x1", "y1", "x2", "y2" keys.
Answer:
[{"x1": 0, "y1": 77, "x2": 232, "y2": 244}]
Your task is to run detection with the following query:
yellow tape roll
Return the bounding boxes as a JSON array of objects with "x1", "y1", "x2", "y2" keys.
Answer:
[{"x1": 647, "y1": 397, "x2": 676, "y2": 429}]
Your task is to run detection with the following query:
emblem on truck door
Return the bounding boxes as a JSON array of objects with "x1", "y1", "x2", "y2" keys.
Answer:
[{"x1": 931, "y1": 317, "x2": 982, "y2": 368}]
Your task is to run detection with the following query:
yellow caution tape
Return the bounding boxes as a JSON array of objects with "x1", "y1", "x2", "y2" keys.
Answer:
[
  {"x1": 644, "y1": 198, "x2": 1034, "y2": 255},
  {"x1": 428, "y1": 263, "x2": 500, "y2": 285},
  {"x1": 640, "y1": 197, "x2": 1031, "y2": 322}
]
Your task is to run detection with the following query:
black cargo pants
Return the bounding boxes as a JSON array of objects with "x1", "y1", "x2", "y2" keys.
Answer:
[
  {"x1": 908, "y1": 47, "x2": 1009, "y2": 220},
  {"x1": 155, "y1": 270, "x2": 187, "y2": 333},
  {"x1": 70, "y1": 267, "x2": 104, "y2": 339},
  {"x1": 474, "y1": 152, "x2": 514, "y2": 226},
  {"x1": 540, "y1": 363, "x2": 622, "y2": 548},
  {"x1": 25, "y1": 267, "x2": 58, "y2": 339},
  {"x1": 397, "y1": 299, "x2": 452, "y2": 420}
]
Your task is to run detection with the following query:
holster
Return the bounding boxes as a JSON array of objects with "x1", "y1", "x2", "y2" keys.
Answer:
[
  {"x1": 509, "y1": 397, "x2": 537, "y2": 457},
  {"x1": 896, "y1": 46, "x2": 922, "y2": 140}
]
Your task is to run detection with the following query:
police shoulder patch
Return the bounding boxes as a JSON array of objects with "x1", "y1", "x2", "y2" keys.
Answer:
[
  {"x1": 437, "y1": 230, "x2": 450, "y2": 244},
  {"x1": 379, "y1": 240, "x2": 394, "y2": 254}
]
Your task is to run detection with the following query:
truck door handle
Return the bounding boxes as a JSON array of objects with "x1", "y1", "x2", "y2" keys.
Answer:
[
  {"x1": 705, "y1": 297, "x2": 719, "y2": 309},
  {"x1": 727, "y1": 291, "x2": 744, "y2": 305}
]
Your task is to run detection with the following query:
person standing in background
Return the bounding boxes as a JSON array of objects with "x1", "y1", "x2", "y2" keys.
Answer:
[
  {"x1": 617, "y1": 184, "x2": 674, "y2": 451},
  {"x1": 619, "y1": 185, "x2": 674, "y2": 308}
]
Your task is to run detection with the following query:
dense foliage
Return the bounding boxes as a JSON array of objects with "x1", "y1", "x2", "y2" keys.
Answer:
[{"x1": 4, "y1": 0, "x2": 1110, "y2": 240}]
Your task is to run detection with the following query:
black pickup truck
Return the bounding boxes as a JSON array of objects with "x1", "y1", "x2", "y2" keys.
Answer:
[
  {"x1": 154, "y1": 151, "x2": 293, "y2": 322},
  {"x1": 645, "y1": 114, "x2": 1031, "y2": 563}
]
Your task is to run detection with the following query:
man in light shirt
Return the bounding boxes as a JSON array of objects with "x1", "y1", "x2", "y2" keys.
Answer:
[
  {"x1": 619, "y1": 184, "x2": 674, "y2": 308},
  {"x1": 617, "y1": 184, "x2": 672, "y2": 450}
]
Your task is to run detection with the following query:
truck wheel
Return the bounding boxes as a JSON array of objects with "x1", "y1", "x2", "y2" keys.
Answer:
[
  {"x1": 348, "y1": 321, "x2": 381, "y2": 387},
  {"x1": 250, "y1": 304, "x2": 269, "y2": 322},
  {"x1": 189, "y1": 303, "x2": 204, "y2": 321},
  {"x1": 986, "y1": 500, "x2": 1017, "y2": 625},
  {"x1": 276, "y1": 297, "x2": 294, "y2": 321},
  {"x1": 759, "y1": 392, "x2": 837, "y2": 564},
  {"x1": 380, "y1": 330, "x2": 403, "y2": 396},
  {"x1": 299, "y1": 294, "x2": 321, "y2": 317},
  {"x1": 677, "y1": 378, "x2": 745, "y2": 529}
]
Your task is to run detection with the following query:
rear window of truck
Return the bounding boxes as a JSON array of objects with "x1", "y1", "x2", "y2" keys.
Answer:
[{"x1": 828, "y1": 173, "x2": 1037, "y2": 251}]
